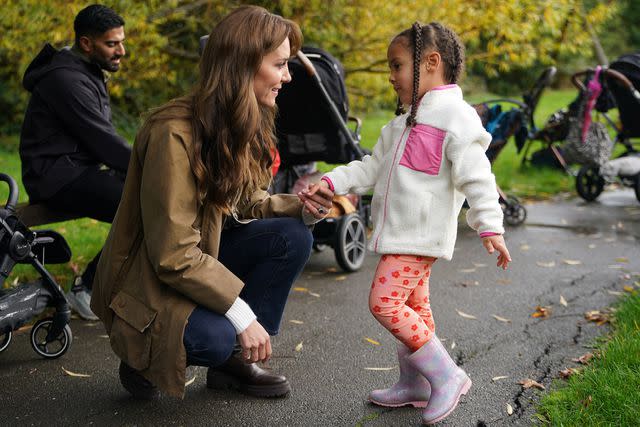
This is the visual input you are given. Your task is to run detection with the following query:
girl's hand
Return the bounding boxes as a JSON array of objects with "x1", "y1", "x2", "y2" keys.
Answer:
[
  {"x1": 238, "y1": 320, "x2": 272, "y2": 363},
  {"x1": 298, "y1": 181, "x2": 333, "y2": 219},
  {"x1": 482, "y1": 234, "x2": 511, "y2": 270}
]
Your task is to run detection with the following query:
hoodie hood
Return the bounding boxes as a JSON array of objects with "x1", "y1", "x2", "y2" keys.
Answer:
[{"x1": 22, "y1": 43, "x2": 102, "y2": 92}]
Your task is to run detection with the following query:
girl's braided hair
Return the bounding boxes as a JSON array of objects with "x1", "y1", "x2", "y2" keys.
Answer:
[{"x1": 394, "y1": 22, "x2": 465, "y2": 127}]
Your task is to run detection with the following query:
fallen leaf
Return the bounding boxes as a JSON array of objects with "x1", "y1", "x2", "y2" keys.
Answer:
[
  {"x1": 559, "y1": 296, "x2": 568, "y2": 307},
  {"x1": 364, "y1": 337, "x2": 380, "y2": 346},
  {"x1": 62, "y1": 367, "x2": 91, "y2": 378},
  {"x1": 520, "y1": 244, "x2": 530, "y2": 251},
  {"x1": 326, "y1": 267, "x2": 338, "y2": 273},
  {"x1": 532, "y1": 306, "x2": 551, "y2": 319},
  {"x1": 492, "y1": 375, "x2": 509, "y2": 382},
  {"x1": 496, "y1": 278, "x2": 512, "y2": 285},
  {"x1": 364, "y1": 367, "x2": 396, "y2": 371},
  {"x1": 293, "y1": 287, "x2": 308, "y2": 292},
  {"x1": 473, "y1": 263, "x2": 487, "y2": 268},
  {"x1": 29, "y1": 368, "x2": 38, "y2": 375},
  {"x1": 458, "y1": 280, "x2": 480, "y2": 287},
  {"x1": 98, "y1": 335, "x2": 109, "y2": 339},
  {"x1": 456, "y1": 310, "x2": 477, "y2": 320},
  {"x1": 571, "y1": 353, "x2": 593, "y2": 365},
  {"x1": 289, "y1": 320, "x2": 304, "y2": 325},
  {"x1": 518, "y1": 378, "x2": 545, "y2": 390},
  {"x1": 563, "y1": 259, "x2": 582, "y2": 265},
  {"x1": 492, "y1": 314, "x2": 511, "y2": 323},
  {"x1": 559, "y1": 367, "x2": 580, "y2": 379},
  {"x1": 536, "y1": 261, "x2": 556, "y2": 268},
  {"x1": 615, "y1": 257, "x2": 629, "y2": 263},
  {"x1": 450, "y1": 341, "x2": 456, "y2": 350},
  {"x1": 588, "y1": 244, "x2": 597, "y2": 249},
  {"x1": 334, "y1": 275, "x2": 347, "y2": 281},
  {"x1": 582, "y1": 395, "x2": 593, "y2": 408},
  {"x1": 607, "y1": 290, "x2": 624, "y2": 296},
  {"x1": 623, "y1": 285, "x2": 635, "y2": 293},
  {"x1": 308, "y1": 291, "x2": 321, "y2": 297},
  {"x1": 584, "y1": 310, "x2": 610, "y2": 325},
  {"x1": 506, "y1": 403, "x2": 513, "y2": 415},
  {"x1": 295, "y1": 341, "x2": 303, "y2": 352},
  {"x1": 459, "y1": 268, "x2": 476, "y2": 273},
  {"x1": 185, "y1": 374, "x2": 196, "y2": 386}
]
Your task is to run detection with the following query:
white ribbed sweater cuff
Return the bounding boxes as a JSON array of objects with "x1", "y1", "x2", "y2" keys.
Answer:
[{"x1": 224, "y1": 297, "x2": 257, "y2": 334}]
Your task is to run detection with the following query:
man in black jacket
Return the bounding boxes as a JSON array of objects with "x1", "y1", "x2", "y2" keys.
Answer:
[{"x1": 20, "y1": 4, "x2": 130, "y2": 320}]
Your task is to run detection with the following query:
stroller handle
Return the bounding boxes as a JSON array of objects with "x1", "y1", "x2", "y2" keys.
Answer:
[
  {"x1": 0, "y1": 173, "x2": 19, "y2": 213},
  {"x1": 572, "y1": 68, "x2": 640, "y2": 101}
]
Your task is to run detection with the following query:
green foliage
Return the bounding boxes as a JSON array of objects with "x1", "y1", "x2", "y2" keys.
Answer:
[
  {"x1": 538, "y1": 291, "x2": 640, "y2": 426},
  {"x1": 0, "y1": 0, "x2": 620, "y2": 138}
]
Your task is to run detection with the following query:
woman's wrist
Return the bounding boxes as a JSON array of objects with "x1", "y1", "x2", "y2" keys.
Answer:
[{"x1": 224, "y1": 297, "x2": 257, "y2": 334}]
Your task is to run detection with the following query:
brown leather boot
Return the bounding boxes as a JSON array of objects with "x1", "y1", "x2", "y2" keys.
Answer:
[{"x1": 206, "y1": 353, "x2": 291, "y2": 398}]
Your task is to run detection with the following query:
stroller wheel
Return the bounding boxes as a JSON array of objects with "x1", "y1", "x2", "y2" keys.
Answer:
[
  {"x1": 30, "y1": 318, "x2": 72, "y2": 359},
  {"x1": 334, "y1": 213, "x2": 367, "y2": 272},
  {"x1": 503, "y1": 196, "x2": 527, "y2": 226},
  {"x1": 576, "y1": 166, "x2": 604, "y2": 202},
  {"x1": 0, "y1": 330, "x2": 12, "y2": 353}
]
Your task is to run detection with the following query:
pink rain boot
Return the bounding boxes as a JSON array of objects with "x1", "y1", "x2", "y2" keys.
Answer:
[
  {"x1": 368, "y1": 343, "x2": 431, "y2": 408},
  {"x1": 406, "y1": 335, "x2": 471, "y2": 425}
]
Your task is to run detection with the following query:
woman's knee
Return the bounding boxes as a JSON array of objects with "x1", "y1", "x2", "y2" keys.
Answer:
[
  {"x1": 184, "y1": 307, "x2": 236, "y2": 367},
  {"x1": 277, "y1": 218, "x2": 313, "y2": 262}
]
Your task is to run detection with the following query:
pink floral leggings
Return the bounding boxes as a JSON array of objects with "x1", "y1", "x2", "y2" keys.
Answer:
[{"x1": 369, "y1": 254, "x2": 437, "y2": 351}]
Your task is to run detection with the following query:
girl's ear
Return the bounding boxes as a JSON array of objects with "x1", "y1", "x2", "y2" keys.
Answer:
[{"x1": 424, "y1": 51, "x2": 441, "y2": 72}]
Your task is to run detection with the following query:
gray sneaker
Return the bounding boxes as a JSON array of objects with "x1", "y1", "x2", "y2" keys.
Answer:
[{"x1": 66, "y1": 279, "x2": 98, "y2": 321}]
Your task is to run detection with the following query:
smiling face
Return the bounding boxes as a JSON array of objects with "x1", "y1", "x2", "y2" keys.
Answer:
[
  {"x1": 80, "y1": 26, "x2": 126, "y2": 72},
  {"x1": 253, "y1": 37, "x2": 292, "y2": 107}
]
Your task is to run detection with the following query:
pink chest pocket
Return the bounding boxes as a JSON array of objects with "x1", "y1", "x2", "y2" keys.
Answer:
[{"x1": 399, "y1": 124, "x2": 446, "y2": 175}]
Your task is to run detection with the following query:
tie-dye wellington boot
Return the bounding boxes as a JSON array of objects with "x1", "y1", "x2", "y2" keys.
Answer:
[
  {"x1": 406, "y1": 335, "x2": 472, "y2": 425},
  {"x1": 368, "y1": 342, "x2": 431, "y2": 408}
]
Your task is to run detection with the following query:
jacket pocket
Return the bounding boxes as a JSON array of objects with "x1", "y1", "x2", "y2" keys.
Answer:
[
  {"x1": 399, "y1": 124, "x2": 446, "y2": 175},
  {"x1": 109, "y1": 291, "x2": 157, "y2": 370}
]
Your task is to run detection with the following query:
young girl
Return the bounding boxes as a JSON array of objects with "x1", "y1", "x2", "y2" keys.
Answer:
[{"x1": 300, "y1": 22, "x2": 511, "y2": 424}]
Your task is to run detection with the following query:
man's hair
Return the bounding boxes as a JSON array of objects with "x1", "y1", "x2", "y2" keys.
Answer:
[{"x1": 74, "y1": 4, "x2": 125, "y2": 45}]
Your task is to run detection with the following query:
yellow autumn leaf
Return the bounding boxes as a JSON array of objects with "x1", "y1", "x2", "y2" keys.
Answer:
[
  {"x1": 456, "y1": 310, "x2": 477, "y2": 320},
  {"x1": 61, "y1": 367, "x2": 91, "y2": 378},
  {"x1": 293, "y1": 287, "x2": 308, "y2": 292},
  {"x1": 364, "y1": 337, "x2": 380, "y2": 345},
  {"x1": 364, "y1": 367, "x2": 396, "y2": 371},
  {"x1": 295, "y1": 341, "x2": 303, "y2": 352},
  {"x1": 559, "y1": 295, "x2": 568, "y2": 307},
  {"x1": 615, "y1": 257, "x2": 629, "y2": 263},
  {"x1": 623, "y1": 285, "x2": 635, "y2": 293},
  {"x1": 492, "y1": 375, "x2": 509, "y2": 382},
  {"x1": 536, "y1": 261, "x2": 556, "y2": 268},
  {"x1": 562, "y1": 259, "x2": 582, "y2": 265},
  {"x1": 507, "y1": 403, "x2": 513, "y2": 415},
  {"x1": 335, "y1": 275, "x2": 347, "y2": 281},
  {"x1": 289, "y1": 320, "x2": 304, "y2": 324}
]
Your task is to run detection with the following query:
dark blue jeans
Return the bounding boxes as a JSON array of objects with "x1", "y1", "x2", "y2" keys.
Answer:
[{"x1": 183, "y1": 217, "x2": 313, "y2": 367}]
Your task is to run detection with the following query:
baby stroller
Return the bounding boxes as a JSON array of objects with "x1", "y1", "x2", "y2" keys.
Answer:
[
  {"x1": 274, "y1": 47, "x2": 370, "y2": 272},
  {"x1": 0, "y1": 173, "x2": 73, "y2": 358},
  {"x1": 472, "y1": 68, "x2": 558, "y2": 226},
  {"x1": 569, "y1": 53, "x2": 640, "y2": 202}
]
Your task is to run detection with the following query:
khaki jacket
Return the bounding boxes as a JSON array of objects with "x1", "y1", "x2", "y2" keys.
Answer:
[{"x1": 91, "y1": 101, "x2": 303, "y2": 398}]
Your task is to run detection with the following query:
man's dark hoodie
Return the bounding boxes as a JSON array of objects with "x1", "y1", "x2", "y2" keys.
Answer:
[{"x1": 20, "y1": 44, "x2": 131, "y2": 202}]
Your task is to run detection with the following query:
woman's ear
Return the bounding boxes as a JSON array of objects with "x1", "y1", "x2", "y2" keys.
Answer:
[{"x1": 424, "y1": 51, "x2": 441, "y2": 72}]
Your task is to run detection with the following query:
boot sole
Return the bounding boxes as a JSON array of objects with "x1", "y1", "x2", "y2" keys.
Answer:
[
  {"x1": 423, "y1": 378, "x2": 472, "y2": 425},
  {"x1": 369, "y1": 398, "x2": 428, "y2": 408},
  {"x1": 207, "y1": 371, "x2": 291, "y2": 398}
]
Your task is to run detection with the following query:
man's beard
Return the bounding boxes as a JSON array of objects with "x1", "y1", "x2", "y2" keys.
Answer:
[{"x1": 92, "y1": 54, "x2": 121, "y2": 72}]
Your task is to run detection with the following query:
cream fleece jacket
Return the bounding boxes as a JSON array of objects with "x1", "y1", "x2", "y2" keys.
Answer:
[{"x1": 323, "y1": 85, "x2": 504, "y2": 260}]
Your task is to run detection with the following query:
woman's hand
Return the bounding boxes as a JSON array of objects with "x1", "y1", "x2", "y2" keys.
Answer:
[
  {"x1": 238, "y1": 320, "x2": 272, "y2": 363},
  {"x1": 298, "y1": 181, "x2": 334, "y2": 219},
  {"x1": 482, "y1": 234, "x2": 511, "y2": 269}
]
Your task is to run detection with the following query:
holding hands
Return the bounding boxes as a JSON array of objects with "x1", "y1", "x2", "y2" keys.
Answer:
[
  {"x1": 482, "y1": 235, "x2": 511, "y2": 269},
  {"x1": 297, "y1": 180, "x2": 334, "y2": 220}
]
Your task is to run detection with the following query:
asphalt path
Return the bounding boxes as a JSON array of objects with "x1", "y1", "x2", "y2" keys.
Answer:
[{"x1": 1, "y1": 188, "x2": 639, "y2": 426}]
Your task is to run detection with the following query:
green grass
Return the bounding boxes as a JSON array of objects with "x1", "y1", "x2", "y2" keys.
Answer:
[{"x1": 538, "y1": 291, "x2": 640, "y2": 426}]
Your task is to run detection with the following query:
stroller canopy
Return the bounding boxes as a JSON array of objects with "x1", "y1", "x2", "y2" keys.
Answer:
[
  {"x1": 276, "y1": 46, "x2": 355, "y2": 165},
  {"x1": 605, "y1": 52, "x2": 640, "y2": 138}
]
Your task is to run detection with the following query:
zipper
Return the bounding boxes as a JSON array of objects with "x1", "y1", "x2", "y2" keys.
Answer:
[{"x1": 374, "y1": 127, "x2": 409, "y2": 252}]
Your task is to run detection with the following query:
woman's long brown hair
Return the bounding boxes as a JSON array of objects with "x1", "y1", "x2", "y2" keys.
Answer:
[{"x1": 145, "y1": 6, "x2": 302, "y2": 213}]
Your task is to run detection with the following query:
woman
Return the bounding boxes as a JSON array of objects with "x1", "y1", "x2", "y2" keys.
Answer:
[{"x1": 90, "y1": 5, "x2": 333, "y2": 400}]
